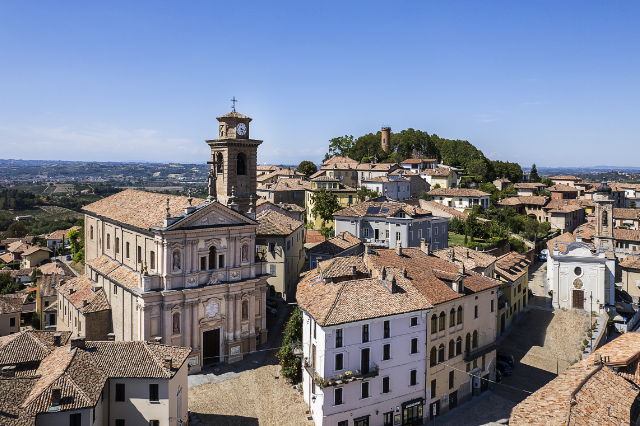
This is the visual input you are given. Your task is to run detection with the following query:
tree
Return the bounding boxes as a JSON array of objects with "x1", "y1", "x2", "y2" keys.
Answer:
[
  {"x1": 433, "y1": 183, "x2": 441, "y2": 189},
  {"x1": 311, "y1": 189, "x2": 341, "y2": 227},
  {"x1": 418, "y1": 191, "x2": 433, "y2": 201},
  {"x1": 541, "y1": 178, "x2": 553, "y2": 187},
  {"x1": 357, "y1": 187, "x2": 379, "y2": 202},
  {"x1": 6, "y1": 221, "x2": 28, "y2": 238},
  {"x1": 529, "y1": 164, "x2": 540, "y2": 183},
  {"x1": 327, "y1": 135, "x2": 355, "y2": 158},
  {"x1": 32, "y1": 311, "x2": 41, "y2": 330},
  {"x1": 67, "y1": 228, "x2": 81, "y2": 254},
  {"x1": 297, "y1": 161, "x2": 317, "y2": 177},
  {"x1": 73, "y1": 249, "x2": 85, "y2": 265},
  {"x1": 30, "y1": 268, "x2": 41, "y2": 283},
  {"x1": 278, "y1": 308, "x2": 303, "y2": 383},
  {"x1": 630, "y1": 201, "x2": 636, "y2": 209},
  {"x1": 466, "y1": 159, "x2": 490, "y2": 182}
]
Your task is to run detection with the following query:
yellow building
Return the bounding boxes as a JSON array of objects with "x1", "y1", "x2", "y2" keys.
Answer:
[
  {"x1": 494, "y1": 252, "x2": 531, "y2": 335},
  {"x1": 305, "y1": 176, "x2": 357, "y2": 229},
  {"x1": 422, "y1": 167, "x2": 462, "y2": 189},
  {"x1": 21, "y1": 246, "x2": 52, "y2": 268}
]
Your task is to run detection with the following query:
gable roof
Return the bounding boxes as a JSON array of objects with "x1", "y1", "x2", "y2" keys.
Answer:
[
  {"x1": 548, "y1": 184, "x2": 579, "y2": 192},
  {"x1": 614, "y1": 228, "x2": 640, "y2": 243},
  {"x1": 401, "y1": 158, "x2": 437, "y2": 164},
  {"x1": 432, "y1": 246, "x2": 496, "y2": 270},
  {"x1": 547, "y1": 232, "x2": 577, "y2": 253},
  {"x1": 322, "y1": 156, "x2": 359, "y2": 166},
  {"x1": 21, "y1": 246, "x2": 52, "y2": 257},
  {"x1": 57, "y1": 275, "x2": 111, "y2": 314},
  {"x1": 421, "y1": 167, "x2": 454, "y2": 177},
  {"x1": 550, "y1": 175, "x2": 580, "y2": 180},
  {"x1": 514, "y1": 182, "x2": 546, "y2": 189},
  {"x1": 428, "y1": 188, "x2": 490, "y2": 197},
  {"x1": 0, "y1": 294, "x2": 28, "y2": 315},
  {"x1": 256, "y1": 209, "x2": 303, "y2": 236},
  {"x1": 309, "y1": 232, "x2": 361, "y2": 256},
  {"x1": 38, "y1": 261, "x2": 76, "y2": 277},
  {"x1": 334, "y1": 201, "x2": 431, "y2": 218},
  {"x1": 620, "y1": 252, "x2": 640, "y2": 270},
  {"x1": 494, "y1": 252, "x2": 530, "y2": 282},
  {"x1": 0, "y1": 331, "x2": 72, "y2": 365},
  {"x1": 614, "y1": 208, "x2": 640, "y2": 220}
]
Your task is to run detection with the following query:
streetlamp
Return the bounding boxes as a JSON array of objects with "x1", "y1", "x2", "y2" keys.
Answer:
[{"x1": 584, "y1": 291, "x2": 600, "y2": 352}]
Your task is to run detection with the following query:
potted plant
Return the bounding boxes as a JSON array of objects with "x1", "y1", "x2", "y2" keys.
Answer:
[
  {"x1": 356, "y1": 370, "x2": 360, "y2": 375},
  {"x1": 337, "y1": 374, "x2": 343, "y2": 384}
]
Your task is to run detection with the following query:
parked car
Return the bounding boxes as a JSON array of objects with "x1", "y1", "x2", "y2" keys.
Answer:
[
  {"x1": 496, "y1": 369, "x2": 502, "y2": 383},
  {"x1": 498, "y1": 352, "x2": 514, "y2": 367},
  {"x1": 539, "y1": 249, "x2": 549, "y2": 261},
  {"x1": 66, "y1": 255, "x2": 72, "y2": 261},
  {"x1": 496, "y1": 360, "x2": 512, "y2": 376}
]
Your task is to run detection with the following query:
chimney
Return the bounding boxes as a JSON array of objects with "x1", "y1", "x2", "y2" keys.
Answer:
[
  {"x1": 53, "y1": 333, "x2": 62, "y2": 347},
  {"x1": 365, "y1": 244, "x2": 371, "y2": 255},
  {"x1": 395, "y1": 241, "x2": 402, "y2": 256},
  {"x1": 107, "y1": 333, "x2": 116, "y2": 341},
  {"x1": 69, "y1": 288, "x2": 75, "y2": 295},
  {"x1": 82, "y1": 299, "x2": 89, "y2": 308},
  {"x1": 402, "y1": 267, "x2": 407, "y2": 278},
  {"x1": 316, "y1": 257, "x2": 323, "y2": 269},
  {"x1": 459, "y1": 263, "x2": 465, "y2": 275},
  {"x1": 51, "y1": 386, "x2": 62, "y2": 407},
  {"x1": 154, "y1": 336, "x2": 162, "y2": 344},
  {"x1": 164, "y1": 356, "x2": 173, "y2": 369},
  {"x1": 381, "y1": 266, "x2": 387, "y2": 280},
  {"x1": 1, "y1": 366, "x2": 15, "y2": 377},
  {"x1": 576, "y1": 236, "x2": 582, "y2": 243},
  {"x1": 594, "y1": 353, "x2": 602, "y2": 365},
  {"x1": 351, "y1": 265, "x2": 357, "y2": 278},
  {"x1": 70, "y1": 337, "x2": 85, "y2": 349}
]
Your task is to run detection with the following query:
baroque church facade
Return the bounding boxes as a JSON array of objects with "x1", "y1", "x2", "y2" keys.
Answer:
[{"x1": 79, "y1": 110, "x2": 268, "y2": 372}]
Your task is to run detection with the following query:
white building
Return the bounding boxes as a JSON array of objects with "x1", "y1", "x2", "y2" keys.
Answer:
[
  {"x1": 428, "y1": 188, "x2": 491, "y2": 213},
  {"x1": 361, "y1": 176, "x2": 411, "y2": 201}
]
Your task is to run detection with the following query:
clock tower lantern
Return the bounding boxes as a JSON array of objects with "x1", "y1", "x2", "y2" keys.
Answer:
[{"x1": 206, "y1": 110, "x2": 263, "y2": 213}]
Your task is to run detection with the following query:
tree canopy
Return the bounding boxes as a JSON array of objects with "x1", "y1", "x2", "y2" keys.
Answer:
[
  {"x1": 297, "y1": 161, "x2": 317, "y2": 177},
  {"x1": 529, "y1": 164, "x2": 540, "y2": 183},
  {"x1": 311, "y1": 189, "x2": 341, "y2": 226}
]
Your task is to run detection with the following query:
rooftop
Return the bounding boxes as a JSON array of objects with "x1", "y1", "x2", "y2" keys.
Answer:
[
  {"x1": 548, "y1": 184, "x2": 579, "y2": 192},
  {"x1": 57, "y1": 274, "x2": 111, "y2": 314},
  {"x1": 514, "y1": 182, "x2": 546, "y2": 189},
  {"x1": 494, "y1": 252, "x2": 530, "y2": 282},
  {"x1": 614, "y1": 208, "x2": 640, "y2": 220},
  {"x1": 309, "y1": 231, "x2": 361, "y2": 256},
  {"x1": 432, "y1": 246, "x2": 497, "y2": 270},
  {"x1": 0, "y1": 293, "x2": 28, "y2": 315},
  {"x1": 333, "y1": 201, "x2": 431, "y2": 218},
  {"x1": 428, "y1": 188, "x2": 490, "y2": 197},
  {"x1": 620, "y1": 252, "x2": 640, "y2": 270},
  {"x1": 549, "y1": 175, "x2": 580, "y2": 180},
  {"x1": 614, "y1": 228, "x2": 640, "y2": 243},
  {"x1": 401, "y1": 158, "x2": 437, "y2": 164},
  {"x1": 256, "y1": 209, "x2": 303, "y2": 236}
]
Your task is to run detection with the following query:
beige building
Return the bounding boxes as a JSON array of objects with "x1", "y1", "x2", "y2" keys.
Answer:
[
  {"x1": 36, "y1": 274, "x2": 65, "y2": 330},
  {"x1": 0, "y1": 294, "x2": 27, "y2": 336},
  {"x1": 256, "y1": 178, "x2": 311, "y2": 208},
  {"x1": 20, "y1": 246, "x2": 52, "y2": 268},
  {"x1": 255, "y1": 209, "x2": 305, "y2": 301},
  {"x1": 56, "y1": 274, "x2": 112, "y2": 341},
  {"x1": 620, "y1": 252, "x2": 640, "y2": 303},
  {"x1": 432, "y1": 246, "x2": 497, "y2": 278},
  {"x1": 494, "y1": 252, "x2": 530, "y2": 335}
]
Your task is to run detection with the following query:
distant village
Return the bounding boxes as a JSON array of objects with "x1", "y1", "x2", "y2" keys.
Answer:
[{"x1": 1, "y1": 109, "x2": 640, "y2": 425}]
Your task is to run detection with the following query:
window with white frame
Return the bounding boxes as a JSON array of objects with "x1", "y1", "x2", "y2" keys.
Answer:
[
  {"x1": 334, "y1": 388, "x2": 344, "y2": 405},
  {"x1": 361, "y1": 381, "x2": 370, "y2": 399},
  {"x1": 335, "y1": 353, "x2": 344, "y2": 371}
]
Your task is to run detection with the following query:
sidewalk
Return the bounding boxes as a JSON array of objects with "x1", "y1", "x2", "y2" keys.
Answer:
[
  {"x1": 188, "y1": 303, "x2": 291, "y2": 388},
  {"x1": 580, "y1": 313, "x2": 605, "y2": 358}
]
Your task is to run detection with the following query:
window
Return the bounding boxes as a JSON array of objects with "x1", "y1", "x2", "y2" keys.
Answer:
[
  {"x1": 435, "y1": 227, "x2": 438, "y2": 235},
  {"x1": 115, "y1": 420, "x2": 125, "y2": 426},
  {"x1": 150, "y1": 251, "x2": 155, "y2": 270},
  {"x1": 491, "y1": 300, "x2": 494, "y2": 312},
  {"x1": 384, "y1": 320, "x2": 390, "y2": 338},
  {"x1": 438, "y1": 344, "x2": 444, "y2": 363},
  {"x1": 448, "y1": 340, "x2": 455, "y2": 358},
  {"x1": 384, "y1": 412, "x2": 393, "y2": 426},
  {"x1": 449, "y1": 308, "x2": 455, "y2": 327},
  {"x1": 115, "y1": 383, "x2": 125, "y2": 401},
  {"x1": 269, "y1": 264, "x2": 276, "y2": 275},
  {"x1": 386, "y1": 229, "x2": 389, "y2": 239},
  {"x1": 268, "y1": 242, "x2": 276, "y2": 252},
  {"x1": 218, "y1": 254, "x2": 224, "y2": 269},
  {"x1": 363, "y1": 228, "x2": 369, "y2": 237},
  {"x1": 430, "y1": 346, "x2": 437, "y2": 366},
  {"x1": 472, "y1": 330, "x2": 478, "y2": 348},
  {"x1": 439, "y1": 312, "x2": 445, "y2": 331},
  {"x1": 200, "y1": 257, "x2": 206, "y2": 271},
  {"x1": 150, "y1": 421, "x2": 160, "y2": 426},
  {"x1": 361, "y1": 381, "x2": 370, "y2": 399},
  {"x1": 361, "y1": 348, "x2": 370, "y2": 374},
  {"x1": 90, "y1": 226, "x2": 94, "y2": 240},
  {"x1": 173, "y1": 313, "x2": 180, "y2": 334},
  {"x1": 338, "y1": 422, "x2": 348, "y2": 426},
  {"x1": 411, "y1": 338, "x2": 418, "y2": 354},
  {"x1": 335, "y1": 353, "x2": 344, "y2": 370},
  {"x1": 287, "y1": 240, "x2": 291, "y2": 251},
  {"x1": 410, "y1": 317, "x2": 418, "y2": 327},
  {"x1": 237, "y1": 152, "x2": 247, "y2": 175},
  {"x1": 410, "y1": 369, "x2": 417, "y2": 386},
  {"x1": 456, "y1": 337, "x2": 462, "y2": 355},
  {"x1": 126, "y1": 242, "x2": 130, "y2": 259},
  {"x1": 518, "y1": 283, "x2": 522, "y2": 293},
  {"x1": 314, "y1": 322, "x2": 317, "y2": 339},
  {"x1": 431, "y1": 379, "x2": 436, "y2": 398},
  {"x1": 396, "y1": 232, "x2": 401, "y2": 241},
  {"x1": 431, "y1": 314, "x2": 437, "y2": 333},
  {"x1": 362, "y1": 324, "x2": 369, "y2": 343},
  {"x1": 9, "y1": 317, "x2": 15, "y2": 327},
  {"x1": 383, "y1": 343, "x2": 390, "y2": 360},
  {"x1": 382, "y1": 376, "x2": 390, "y2": 393},
  {"x1": 106, "y1": 234, "x2": 110, "y2": 250},
  {"x1": 209, "y1": 246, "x2": 216, "y2": 270},
  {"x1": 70, "y1": 413, "x2": 82, "y2": 426},
  {"x1": 465, "y1": 333, "x2": 471, "y2": 352},
  {"x1": 115, "y1": 237, "x2": 120, "y2": 254},
  {"x1": 137, "y1": 246, "x2": 142, "y2": 263},
  {"x1": 474, "y1": 305, "x2": 478, "y2": 319},
  {"x1": 335, "y1": 328, "x2": 343, "y2": 348},
  {"x1": 334, "y1": 388, "x2": 344, "y2": 405},
  {"x1": 149, "y1": 384, "x2": 159, "y2": 402},
  {"x1": 449, "y1": 371, "x2": 455, "y2": 389}
]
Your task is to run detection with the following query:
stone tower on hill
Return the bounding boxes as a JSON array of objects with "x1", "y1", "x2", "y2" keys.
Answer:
[
  {"x1": 381, "y1": 127, "x2": 391, "y2": 152},
  {"x1": 206, "y1": 111, "x2": 263, "y2": 213}
]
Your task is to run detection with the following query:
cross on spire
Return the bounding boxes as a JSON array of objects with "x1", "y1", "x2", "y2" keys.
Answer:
[{"x1": 231, "y1": 96, "x2": 238, "y2": 112}]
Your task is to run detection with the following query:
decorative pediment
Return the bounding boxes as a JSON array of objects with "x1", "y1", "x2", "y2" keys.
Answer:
[
  {"x1": 169, "y1": 201, "x2": 256, "y2": 230},
  {"x1": 171, "y1": 242, "x2": 185, "y2": 250},
  {"x1": 561, "y1": 242, "x2": 595, "y2": 258},
  {"x1": 204, "y1": 238, "x2": 224, "y2": 250}
]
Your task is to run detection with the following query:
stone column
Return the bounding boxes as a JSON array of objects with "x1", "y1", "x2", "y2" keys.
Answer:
[
  {"x1": 230, "y1": 237, "x2": 236, "y2": 267},
  {"x1": 236, "y1": 238, "x2": 242, "y2": 267},
  {"x1": 140, "y1": 305, "x2": 150, "y2": 341},
  {"x1": 191, "y1": 302, "x2": 199, "y2": 350},
  {"x1": 183, "y1": 301, "x2": 191, "y2": 348},
  {"x1": 261, "y1": 287, "x2": 268, "y2": 331},
  {"x1": 185, "y1": 241, "x2": 191, "y2": 274},
  {"x1": 248, "y1": 290, "x2": 256, "y2": 335},
  {"x1": 225, "y1": 294, "x2": 233, "y2": 342},
  {"x1": 163, "y1": 304, "x2": 172, "y2": 345},
  {"x1": 192, "y1": 241, "x2": 198, "y2": 272},
  {"x1": 234, "y1": 294, "x2": 241, "y2": 340},
  {"x1": 164, "y1": 242, "x2": 171, "y2": 275}
]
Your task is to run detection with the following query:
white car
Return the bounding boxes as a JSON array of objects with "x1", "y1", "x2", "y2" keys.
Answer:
[{"x1": 539, "y1": 249, "x2": 549, "y2": 261}]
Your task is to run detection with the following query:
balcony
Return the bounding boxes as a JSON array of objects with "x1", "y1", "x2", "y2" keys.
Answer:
[
  {"x1": 303, "y1": 361, "x2": 379, "y2": 388},
  {"x1": 464, "y1": 342, "x2": 497, "y2": 362}
]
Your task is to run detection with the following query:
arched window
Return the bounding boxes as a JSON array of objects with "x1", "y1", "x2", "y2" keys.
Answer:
[
  {"x1": 456, "y1": 337, "x2": 462, "y2": 355},
  {"x1": 209, "y1": 246, "x2": 216, "y2": 270},
  {"x1": 448, "y1": 340, "x2": 455, "y2": 358},
  {"x1": 439, "y1": 312, "x2": 446, "y2": 331},
  {"x1": 173, "y1": 313, "x2": 180, "y2": 334},
  {"x1": 242, "y1": 300, "x2": 248, "y2": 320},
  {"x1": 449, "y1": 308, "x2": 455, "y2": 327},
  {"x1": 457, "y1": 306, "x2": 463, "y2": 325},
  {"x1": 438, "y1": 344, "x2": 445, "y2": 363},
  {"x1": 430, "y1": 347, "x2": 437, "y2": 367},
  {"x1": 465, "y1": 333, "x2": 471, "y2": 353},
  {"x1": 431, "y1": 314, "x2": 437, "y2": 334},
  {"x1": 216, "y1": 152, "x2": 223, "y2": 174},
  {"x1": 237, "y1": 152, "x2": 247, "y2": 175},
  {"x1": 472, "y1": 330, "x2": 478, "y2": 348}
]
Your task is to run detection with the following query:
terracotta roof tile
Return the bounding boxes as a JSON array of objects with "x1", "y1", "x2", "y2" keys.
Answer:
[
  {"x1": 401, "y1": 158, "x2": 437, "y2": 164},
  {"x1": 0, "y1": 294, "x2": 28, "y2": 314},
  {"x1": 85, "y1": 255, "x2": 120, "y2": 276},
  {"x1": 418, "y1": 200, "x2": 468, "y2": 219},
  {"x1": 256, "y1": 209, "x2": 303, "y2": 236},
  {"x1": 57, "y1": 275, "x2": 111, "y2": 313},
  {"x1": 547, "y1": 232, "x2": 577, "y2": 253},
  {"x1": 432, "y1": 246, "x2": 496, "y2": 270},
  {"x1": 306, "y1": 230, "x2": 325, "y2": 244},
  {"x1": 333, "y1": 201, "x2": 431, "y2": 218},
  {"x1": 21, "y1": 246, "x2": 52, "y2": 257},
  {"x1": 421, "y1": 167, "x2": 454, "y2": 177},
  {"x1": 514, "y1": 183, "x2": 546, "y2": 189},
  {"x1": 428, "y1": 188, "x2": 490, "y2": 197},
  {"x1": 550, "y1": 175, "x2": 580, "y2": 180},
  {"x1": 614, "y1": 208, "x2": 640, "y2": 220},
  {"x1": 322, "y1": 156, "x2": 359, "y2": 166},
  {"x1": 38, "y1": 275, "x2": 66, "y2": 298},
  {"x1": 494, "y1": 252, "x2": 530, "y2": 282},
  {"x1": 0, "y1": 331, "x2": 71, "y2": 365},
  {"x1": 43, "y1": 300, "x2": 58, "y2": 313},
  {"x1": 548, "y1": 184, "x2": 579, "y2": 192},
  {"x1": 620, "y1": 252, "x2": 640, "y2": 270},
  {"x1": 614, "y1": 228, "x2": 640, "y2": 243},
  {"x1": 309, "y1": 232, "x2": 361, "y2": 256},
  {"x1": 38, "y1": 261, "x2": 76, "y2": 277},
  {"x1": 256, "y1": 168, "x2": 305, "y2": 182},
  {"x1": 107, "y1": 265, "x2": 141, "y2": 291}
]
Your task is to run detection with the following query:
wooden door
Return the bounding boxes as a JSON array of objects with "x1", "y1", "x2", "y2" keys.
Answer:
[
  {"x1": 202, "y1": 328, "x2": 220, "y2": 364},
  {"x1": 449, "y1": 391, "x2": 458, "y2": 410},
  {"x1": 573, "y1": 290, "x2": 584, "y2": 310}
]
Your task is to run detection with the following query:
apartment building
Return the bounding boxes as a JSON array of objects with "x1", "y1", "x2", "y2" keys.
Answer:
[{"x1": 494, "y1": 252, "x2": 530, "y2": 335}]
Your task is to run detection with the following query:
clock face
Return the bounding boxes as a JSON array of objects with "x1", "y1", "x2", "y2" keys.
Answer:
[{"x1": 236, "y1": 122, "x2": 247, "y2": 136}]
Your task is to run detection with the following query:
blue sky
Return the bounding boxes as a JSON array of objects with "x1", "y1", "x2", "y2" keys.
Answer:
[{"x1": 1, "y1": 1, "x2": 638, "y2": 167}]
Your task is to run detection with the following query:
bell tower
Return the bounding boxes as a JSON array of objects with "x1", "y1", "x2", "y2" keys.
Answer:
[
  {"x1": 594, "y1": 181, "x2": 614, "y2": 251},
  {"x1": 206, "y1": 108, "x2": 263, "y2": 213}
]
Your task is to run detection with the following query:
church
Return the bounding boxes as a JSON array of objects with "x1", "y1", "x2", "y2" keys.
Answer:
[
  {"x1": 548, "y1": 182, "x2": 616, "y2": 312},
  {"x1": 76, "y1": 109, "x2": 268, "y2": 372}
]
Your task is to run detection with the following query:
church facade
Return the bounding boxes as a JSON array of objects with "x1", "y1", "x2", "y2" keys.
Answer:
[{"x1": 78, "y1": 109, "x2": 269, "y2": 372}]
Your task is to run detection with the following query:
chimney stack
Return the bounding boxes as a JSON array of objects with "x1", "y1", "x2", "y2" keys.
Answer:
[
  {"x1": 107, "y1": 333, "x2": 116, "y2": 341},
  {"x1": 53, "y1": 333, "x2": 62, "y2": 347},
  {"x1": 365, "y1": 244, "x2": 371, "y2": 255},
  {"x1": 70, "y1": 337, "x2": 85, "y2": 349},
  {"x1": 395, "y1": 241, "x2": 403, "y2": 256},
  {"x1": 82, "y1": 299, "x2": 89, "y2": 308},
  {"x1": 381, "y1": 266, "x2": 387, "y2": 281},
  {"x1": 69, "y1": 288, "x2": 75, "y2": 295},
  {"x1": 154, "y1": 336, "x2": 162, "y2": 344},
  {"x1": 402, "y1": 267, "x2": 407, "y2": 278},
  {"x1": 51, "y1": 386, "x2": 62, "y2": 407},
  {"x1": 459, "y1": 263, "x2": 465, "y2": 275},
  {"x1": 351, "y1": 265, "x2": 357, "y2": 278},
  {"x1": 164, "y1": 356, "x2": 173, "y2": 369},
  {"x1": 1, "y1": 366, "x2": 15, "y2": 377}
]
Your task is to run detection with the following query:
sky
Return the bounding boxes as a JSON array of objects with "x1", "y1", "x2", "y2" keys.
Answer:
[{"x1": 0, "y1": 1, "x2": 639, "y2": 167}]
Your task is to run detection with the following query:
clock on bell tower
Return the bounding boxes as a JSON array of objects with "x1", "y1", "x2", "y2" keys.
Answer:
[{"x1": 206, "y1": 109, "x2": 263, "y2": 213}]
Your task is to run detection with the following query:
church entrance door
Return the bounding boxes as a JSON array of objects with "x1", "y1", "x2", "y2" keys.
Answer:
[
  {"x1": 572, "y1": 290, "x2": 584, "y2": 310},
  {"x1": 203, "y1": 328, "x2": 221, "y2": 364}
]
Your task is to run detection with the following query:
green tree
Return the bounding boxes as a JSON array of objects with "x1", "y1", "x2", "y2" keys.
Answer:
[
  {"x1": 466, "y1": 159, "x2": 490, "y2": 182},
  {"x1": 630, "y1": 201, "x2": 636, "y2": 208},
  {"x1": 433, "y1": 183, "x2": 441, "y2": 189},
  {"x1": 319, "y1": 226, "x2": 334, "y2": 239},
  {"x1": 541, "y1": 178, "x2": 553, "y2": 187},
  {"x1": 529, "y1": 164, "x2": 540, "y2": 183},
  {"x1": 6, "y1": 221, "x2": 28, "y2": 238},
  {"x1": 297, "y1": 161, "x2": 317, "y2": 177},
  {"x1": 327, "y1": 135, "x2": 355, "y2": 158},
  {"x1": 0, "y1": 273, "x2": 20, "y2": 294},
  {"x1": 73, "y1": 249, "x2": 85, "y2": 265},
  {"x1": 278, "y1": 308, "x2": 303, "y2": 383},
  {"x1": 357, "y1": 187, "x2": 379, "y2": 202},
  {"x1": 30, "y1": 268, "x2": 41, "y2": 283},
  {"x1": 32, "y1": 311, "x2": 41, "y2": 330},
  {"x1": 67, "y1": 228, "x2": 80, "y2": 254},
  {"x1": 311, "y1": 189, "x2": 341, "y2": 227},
  {"x1": 418, "y1": 191, "x2": 433, "y2": 201}
]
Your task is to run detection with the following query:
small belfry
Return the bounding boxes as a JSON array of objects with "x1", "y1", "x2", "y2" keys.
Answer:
[{"x1": 206, "y1": 103, "x2": 263, "y2": 213}]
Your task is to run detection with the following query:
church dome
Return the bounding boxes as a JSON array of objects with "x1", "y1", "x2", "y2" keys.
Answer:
[{"x1": 596, "y1": 181, "x2": 612, "y2": 194}]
